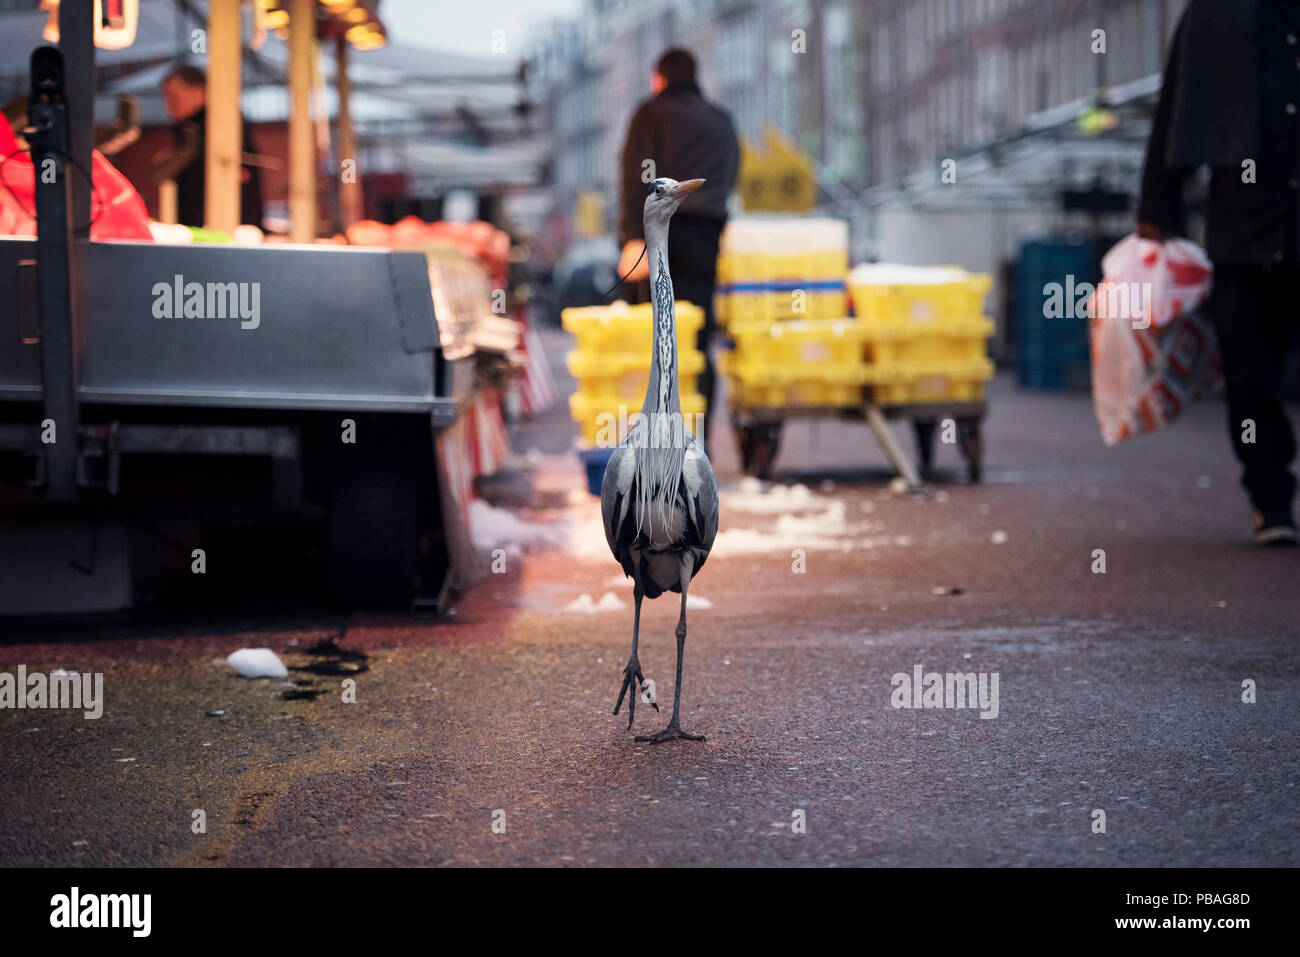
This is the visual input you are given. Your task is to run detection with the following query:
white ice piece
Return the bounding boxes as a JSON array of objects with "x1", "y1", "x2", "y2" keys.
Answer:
[
  {"x1": 567, "y1": 592, "x2": 627, "y2": 614},
  {"x1": 227, "y1": 648, "x2": 288, "y2": 679},
  {"x1": 594, "y1": 592, "x2": 627, "y2": 612},
  {"x1": 469, "y1": 499, "x2": 563, "y2": 551},
  {"x1": 564, "y1": 593, "x2": 595, "y2": 613}
]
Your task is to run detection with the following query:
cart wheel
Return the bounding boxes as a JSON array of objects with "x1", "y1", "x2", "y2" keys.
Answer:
[
  {"x1": 739, "y1": 422, "x2": 782, "y2": 479},
  {"x1": 912, "y1": 419, "x2": 937, "y2": 474},
  {"x1": 957, "y1": 417, "x2": 983, "y2": 483}
]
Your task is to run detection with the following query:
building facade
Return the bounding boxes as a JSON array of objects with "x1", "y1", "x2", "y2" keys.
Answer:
[{"x1": 535, "y1": 0, "x2": 1190, "y2": 268}]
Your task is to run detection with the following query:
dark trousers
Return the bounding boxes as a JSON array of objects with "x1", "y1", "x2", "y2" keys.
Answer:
[
  {"x1": 1210, "y1": 263, "x2": 1299, "y2": 515},
  {"x1": 666, "y1": 215, "x2": 724, "y2": 446}
]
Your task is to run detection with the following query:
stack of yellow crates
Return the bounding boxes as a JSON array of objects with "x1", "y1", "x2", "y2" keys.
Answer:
[
  {"x1": 849, "y1": 264, "x2": 994, "y2": 405},
  {"x1": 562, "y1": 301, "x2": 707, "y2": 446},
  {"x1": 715, "y1": 219, "x2": 849, "y2": 327},
  {"x1": 717, "y1": 218, "x2": 861, "y2": 408},
  {"x1": 720, "y1": 255, "x2": 994, "y2": 411}
]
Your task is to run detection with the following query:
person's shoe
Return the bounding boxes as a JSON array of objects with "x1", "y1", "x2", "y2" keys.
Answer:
[{"x1": 1254, "y1": 510, "x2": 1298, "y2": 546}]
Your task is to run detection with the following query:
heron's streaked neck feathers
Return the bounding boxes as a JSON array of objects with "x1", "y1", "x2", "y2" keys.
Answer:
[
  {"x1": 641, "y1": 222, "x2": 680, "y2": 418},
  {"x1": 633, "y1": 217, "x2": 686, "y2": 540}
]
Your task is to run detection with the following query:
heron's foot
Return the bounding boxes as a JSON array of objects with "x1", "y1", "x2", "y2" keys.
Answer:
[
  {"x1": 634, "y1": 720, "x2": 705, "y2": 744},
  {"x1": 612, "y1": 657, "x2": 657, "y2": 731}
]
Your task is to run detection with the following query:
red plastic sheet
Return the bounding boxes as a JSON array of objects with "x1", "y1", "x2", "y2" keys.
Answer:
[{"x1": 1, "y1": 119, "x2": 153, "y2": 242}]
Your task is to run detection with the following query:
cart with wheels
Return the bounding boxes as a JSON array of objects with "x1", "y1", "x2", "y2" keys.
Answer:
[
  {"x1": 907, "y1": 404, "x2": 985, "y2": 483},
  {"x1": 722, "y1": 308, "x2": 992, "y2": 487},
  {"x1": 728, "y1": 400, "x2": 985, "y2": 486}
]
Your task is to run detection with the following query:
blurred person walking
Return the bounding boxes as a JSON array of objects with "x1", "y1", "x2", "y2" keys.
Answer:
[
  {"x1": 1138, "y1": 0, "x2": 1300, "y2": 545},
  {"x1": 618, "y1": 48, "x2": 739, "y2": 449}
]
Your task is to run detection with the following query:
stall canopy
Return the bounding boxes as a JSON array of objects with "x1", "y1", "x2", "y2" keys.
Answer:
[
  {"x1": 861, "y1": 73, "x2": 1162, "y2": 212},
  {"x1": 0, "y1": 0, "x2": 546, "y2": 190}
]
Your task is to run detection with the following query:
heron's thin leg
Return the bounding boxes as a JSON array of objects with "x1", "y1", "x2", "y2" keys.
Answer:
[
  {"x1": 669, "y1": 576, "x2": 688, "y2": 725},
  {"x1": 631, "y1": 584, "x2": 643, "y2": 662},
  {"x1": 613, "y1": 585, "x2": 655, "y2": 729},
  {"x1": 636, "y1": 554, "x2": 704, "y2": 744}
]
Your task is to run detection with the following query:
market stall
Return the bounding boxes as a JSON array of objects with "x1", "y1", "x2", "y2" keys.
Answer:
[{"x1": 0, "y1": 1, "x2": 532, "y2": 615}]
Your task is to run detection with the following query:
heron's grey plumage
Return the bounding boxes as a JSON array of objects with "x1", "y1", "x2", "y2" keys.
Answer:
[
  {"x1": 601, "y1": 176, "x2": 718, "y2": 743},
  {"x1": 601, "y1": 423, "x2": 717, "y2": 597}
]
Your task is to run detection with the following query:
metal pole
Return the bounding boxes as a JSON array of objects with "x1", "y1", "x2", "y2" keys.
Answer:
[
  {"x1": 60, "y1": 0, "x2": 93, "y2": 230},
  {"x1": 58, "y1": 1, "x2": 94, "y2": 498},
  {"x1": 28, "y1": 47, "x2": 78, "y2": 502},
  {"x1": 865, "y1": 405, "x2": 922, "y2": 492}
]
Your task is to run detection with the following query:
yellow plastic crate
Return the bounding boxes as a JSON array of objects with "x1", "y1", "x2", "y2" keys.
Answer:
[
  {"x1": 716, "y1": 245, "x2": 849, "y2": 329},
  {"x1": 723, "y1": 312, "x2": 993, "y2": 409},
  {"x1": 724, "y1": 318, "x2": 870, "y2": 409},
  {"x1": 727, "y1": 363, "x2": 868, "y2": 409},
  {"x1": 728, "y1": 317, "x2": 867, "y2": 365},
  {"x1": 569, "y1": 392, "x2": 708, "y2": 447},
  {"x1": 717, "y1": 289, "x2": 847, "y2": 326},
  {"x1": 562, "y1": 301, "x2": 704, "y2": 355},
  {"x1": 869, "y1": 358, "x2": 994, "y2": 405},
  {"x1": 852, "y1": 274, "x2": 992, "y2": 324},
  {"x1": 860, "y1": 314, "x2": 993, "y2": 405},
  {"x1": 567, "y1": 349, "x2": 705, "y2": 399},
  {"x1": 718, "y1": 249, "x2": 850, "y2": 283},
  {"x1": 862, "y1": 316, "x2": 994, "y2": 368}
]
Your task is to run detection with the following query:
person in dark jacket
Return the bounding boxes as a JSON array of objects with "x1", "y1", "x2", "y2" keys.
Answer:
[
  {"x1": 157, "y1": 64, "x2": 264, "y2": 229},
  {"x1": 618, "y1": 48, "x2": 739, "y2": 449},
  {"x1": 1138, "y1": 0, "x2": 1300, "y2": 545}
]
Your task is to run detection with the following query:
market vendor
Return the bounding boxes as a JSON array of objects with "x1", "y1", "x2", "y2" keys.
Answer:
[
  {"x1": 617, "y1": 48, "x2": 739, "y2": 450},
  {"x1": 156, "y1": 64, "x2": 264, "y2": 229}
]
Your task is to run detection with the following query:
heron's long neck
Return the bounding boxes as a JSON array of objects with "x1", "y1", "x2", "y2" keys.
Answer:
[{"x1": 641, "y1": 224, "x2": 681, "y2": 417}]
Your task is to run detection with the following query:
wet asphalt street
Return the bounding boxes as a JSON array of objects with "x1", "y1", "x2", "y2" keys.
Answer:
[{"x1": 1, "y1": 359, "x2": 1297, "y2": 867}]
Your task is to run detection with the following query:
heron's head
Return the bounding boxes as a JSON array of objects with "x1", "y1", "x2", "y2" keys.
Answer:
[{"x1": 643, "y1": 177, "x2": 705, "y2": 232}]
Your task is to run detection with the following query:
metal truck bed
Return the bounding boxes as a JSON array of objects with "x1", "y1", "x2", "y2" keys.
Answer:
[{"x1": 0, "y1": 239, "x2": 453, "y2": 421}]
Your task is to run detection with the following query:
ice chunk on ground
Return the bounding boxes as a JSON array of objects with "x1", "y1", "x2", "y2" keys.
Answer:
[
  {"x1": 469, "y1": 499, "x2": 564, "y2": 551},
  {"x1": 594, "y1": 592, "x2": 627, "y2": 612},
  {"x1": 227, "y1": 648, "x2": 288, "y2": 679},
  {"x1": 567, "y1": 592, "x2": 627, "y2": 613},
  {"x1": 567, "y1": 508, "x2": 620, "y2": 560},
  {"x1": 712, "y1": 527, "x2": 851, "y2": 556},
  {"x1": 724, "y1": 480, "x2": 822, "y2": 514},
  {"x1": 565, "y1": 593, "x2": 595, "y2": 613}
]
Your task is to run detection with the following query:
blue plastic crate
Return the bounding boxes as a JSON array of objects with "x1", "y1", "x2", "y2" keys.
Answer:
[
  {"x1": 577, "y1": 447, "x2": 615, "y2": 496},
  {"x1": 1016, "y1": 238, "x2": 1101, "y2": 392}
]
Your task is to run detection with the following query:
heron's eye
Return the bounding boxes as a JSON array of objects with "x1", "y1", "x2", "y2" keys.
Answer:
[{"x1": 654, "y1": 186, "x2": 664, "y2": 196}]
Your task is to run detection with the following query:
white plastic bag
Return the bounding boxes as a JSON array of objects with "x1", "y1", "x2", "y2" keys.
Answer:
[{"x1": 1089, "y1": 235, "x2": 1216, "y2": 445}]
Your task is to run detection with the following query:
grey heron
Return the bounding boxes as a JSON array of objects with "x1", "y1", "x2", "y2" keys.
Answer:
[{"x1": 602, "y1": 176, "x2": 719, "y2": 744}]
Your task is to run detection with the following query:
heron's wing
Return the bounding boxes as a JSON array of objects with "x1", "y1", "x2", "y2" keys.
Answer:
[
  {"x1": 682, "y1": 433, "x2": 718, "y2": 554},
  {"x1": 600, "y1": 439, "x2": 638, "y2": 574}
]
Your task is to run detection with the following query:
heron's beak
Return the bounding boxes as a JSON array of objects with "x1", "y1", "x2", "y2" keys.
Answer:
[{"x1": 672, "y1": 178, "x2": 706, "y2": 196}]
